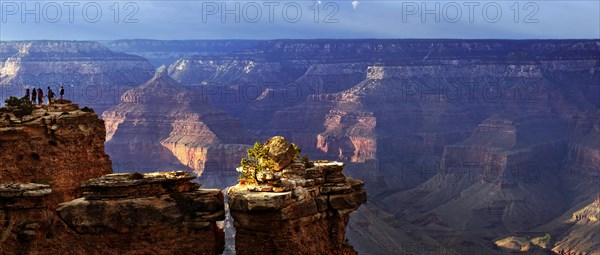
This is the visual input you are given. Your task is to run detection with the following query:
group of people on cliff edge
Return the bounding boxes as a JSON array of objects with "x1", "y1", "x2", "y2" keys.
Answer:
[{"x1": 23, "y1": 86, "x2": 64, "y2": 105}]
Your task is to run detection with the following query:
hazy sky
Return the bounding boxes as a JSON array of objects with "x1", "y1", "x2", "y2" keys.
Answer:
[{"x1": 0, "y1": 0, "x2": 599, "y2": 40}]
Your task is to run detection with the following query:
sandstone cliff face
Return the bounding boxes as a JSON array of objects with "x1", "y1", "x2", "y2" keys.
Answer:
[
  {"x1": 228, "y1": 160, "x2": 366, "y2": 255},
  {"x1": 549, "y1": 200, "x2": 600, "y2": 255},
  {"x1": 103, "y1": 67, "x2": 251, "y2": 185},
  {"x1": 0, "y1": 183, "x2": 53, "y2": 255},
  {"x1": 383, "y1": 114, "x2": 569, "y2": 233},
  {"x1": 45, "y1": 172, "x2": 225, "y2": 255},
  {"x1": 0, "y1": 102, "x2": 111, "y2": 205},
  {"x1": 567, "y1": 110, "x2": 600, "y2": 175},
  {"x1": 0, "y1": 102, "x2": 228, "y2": 254},
  {"x1": 0, "y1": 41, "x2": 155, "y2": 114}
]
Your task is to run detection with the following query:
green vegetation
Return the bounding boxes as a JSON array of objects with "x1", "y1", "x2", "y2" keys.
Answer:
[
  {"x1": 4, "y1": 96, "x2": 34, "y2": 121},
  {"x1": 302, "y1": 155, "x2": 314, "y2": 168},
  {"x1": 129, "y1": 171, "x2": 145, "y2": 180},
  {"x1": 238, "y1": 140, "x2": 304, "y2": 184},
  {"x1": 531, "y1": 233, "x2": 552, "y2": 249},
  {"x1": 239, "y1": 142, "x2": 276, "y2": 184},
  {"x1": 292, "y1": 143, "x2": 301, "y2": 155},
  {"x1": 4, "y1": 96, "x2": 23, "y2": 107},
  {"x1": 81, "y1": 106, "x2": 94, "y2": 113}
]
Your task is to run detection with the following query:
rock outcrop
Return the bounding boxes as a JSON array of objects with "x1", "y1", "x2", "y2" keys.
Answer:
[
  {"x1": 551, "y1": 200, "x2": 600, "y2": 255},
  {"x1": 0, "y1": 183, "x2": 53, "y2": 255},
  {"x1": 229, "y1": 158, "x2": 366, "y2": 255},
  {"x1": 44, "y1": 171, "x2": 225, "y2": 255},
  {"x1": 0, "y1": 102, "x2": 227, "y2": 254},
  {"x1": 0, "y1": 102, "x2": 111, "y2": 205},
  {"x1": 0, "y1": 172, "x2": 226, "y2": 255}
]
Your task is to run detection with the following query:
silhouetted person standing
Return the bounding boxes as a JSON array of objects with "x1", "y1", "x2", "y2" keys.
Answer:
[
  {"x1": 47, "y1": 87, "x2": 55, "y2": 105},
  {"x1": 31, "y1": 88, "x2": 37, "y2": 105},
  {"x1": 37, "y1": 88, "x2": 44, "y2": 105},
  {"x1": 60, "y1": 86, "x2": 64, "y2": 99},
  {"x1": 24, "y1": 88, "x2": 30, "y2": 102}
]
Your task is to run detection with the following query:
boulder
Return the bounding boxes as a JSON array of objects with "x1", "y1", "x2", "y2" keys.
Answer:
[{"x1": 264, "y1": 136, "x2": 297, "y2": 171}]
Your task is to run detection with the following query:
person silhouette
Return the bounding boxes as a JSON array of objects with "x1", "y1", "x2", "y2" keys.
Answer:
[
  {"x1": 24, "y1": 88, "x2": 30, "y2": 101},
  {"x1": 31, "y1": 88, "x2": 37, "y2": 105},
  {"x1": 47, "y1": 87, "x2": 55, "y2": 105},
  {"x1": 37, "y1": 88, "x2": 44, "y2": 105}
]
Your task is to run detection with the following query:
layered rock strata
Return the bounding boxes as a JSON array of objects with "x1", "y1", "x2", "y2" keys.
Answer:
[
  {"x1": 0, "y1": 102, "x2": 112, "y2": 205},
  {"x1": 0, "y1": 172, "x2": 226, "y2": 255},
  {"x1": 0, "y1": 183, "x2": 53, "y2": 255},
  {"x1": 228, "y1": 160, "x2": 366, "y2": 255},
  {"x1": 46, "y1": 171, "x2": 226, "y2": 254}
]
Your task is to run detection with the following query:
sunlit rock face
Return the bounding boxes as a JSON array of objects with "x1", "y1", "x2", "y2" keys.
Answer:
[
  {"x1": 0, "y1": 102, "x2": 226, "y2": 254},
  {"x1": 0, "y1": 41, "x2": 155, "y2": 114},
  {"x1": 102, "y1": 67, "x2": 251, "y2": 185},
  {"x1": 0, "y1": 102, "x2": 112, "y2": 206},
  {"x1": 229, "y1": 139, "x2": 366, "y2": 255}
]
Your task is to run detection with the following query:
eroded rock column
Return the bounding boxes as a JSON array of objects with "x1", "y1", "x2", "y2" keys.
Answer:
[{"x1": 228, "y1": 160, "x2": 366, "y2": 255}]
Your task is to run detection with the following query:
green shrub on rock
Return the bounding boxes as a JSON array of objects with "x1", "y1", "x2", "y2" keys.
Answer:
[
  {"x1": 4, "y1": 96, "x2": 34, "y2": 121},
  {"x1": 238, "y1": 137, "x2": 302, "y2": 185}
]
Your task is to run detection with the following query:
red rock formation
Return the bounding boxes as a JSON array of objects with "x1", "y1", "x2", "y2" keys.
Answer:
[
  {"x1": 0, "y1": 183, "x2": 53, "y2": 255},
  {"x1": 0, "y1": 102, "x2": 111, "y2": 205},
  {"x1": 0, "y1": 103, "x2": 227, "y2": 254},
  {"x1": 228, "y1": 160, "x2": 366, "y2": 255},
  {"x1": 0, "y1": 172, "x2": 226, "y2": 255}
]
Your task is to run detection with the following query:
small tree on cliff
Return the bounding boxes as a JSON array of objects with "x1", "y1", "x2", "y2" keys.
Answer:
[
  {"x1": 239, "y1": 142, "x2": 276, "y2": 184},
  {"x1": 4, "y1": 96, "x2": 34, "y2": 121},
  {"x1": 238, "y1": 139, "x2": 303, "y2": 185}
]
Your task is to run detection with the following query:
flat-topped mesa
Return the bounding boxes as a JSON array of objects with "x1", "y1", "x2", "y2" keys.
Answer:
[
  {"x1": 47, "y1": 171, "x2": 225, "y2": 254},
  {"x1": 0, "y1": 101, "x2": 111, "y2": 206},
  {"x1": 229, "y1": 136, "x2": 367, "y2": 255},
  {"x1": 366, "y1": 64, "x2": 546, "y2": 80}
]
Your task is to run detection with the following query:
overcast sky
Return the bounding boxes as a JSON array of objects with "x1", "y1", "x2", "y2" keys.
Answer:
[{"x1": 0, "y1": 0, "x2": 598, "y2": 40}]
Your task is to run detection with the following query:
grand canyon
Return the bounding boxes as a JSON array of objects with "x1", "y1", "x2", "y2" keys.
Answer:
[{"x1": 1, "y1": 39, "x2": 599, "y2": 254}]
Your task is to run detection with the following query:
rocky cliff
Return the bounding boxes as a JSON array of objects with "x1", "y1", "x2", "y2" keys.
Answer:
[
  {"x1": 0, "y1": 172, "x2": 226, "y2": 255},
  {"x1": 44, "y1": 171, "x2": 225, "y2": 254},
  {"x1": 0, "y1": 102, "x2": 111, "y2": 205},
  {"x1": 0, "y1": 183, "x2": 53, "y2": 255},
  {"x1": 228, "y1": 136, "x2": 366, "y2": 255},
  {"x1": 0, "y1": 102, "x2": 228, "y2": 254},
  {"x1": 0, "y1": 41, "x2": 155, "y2": 114}
]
